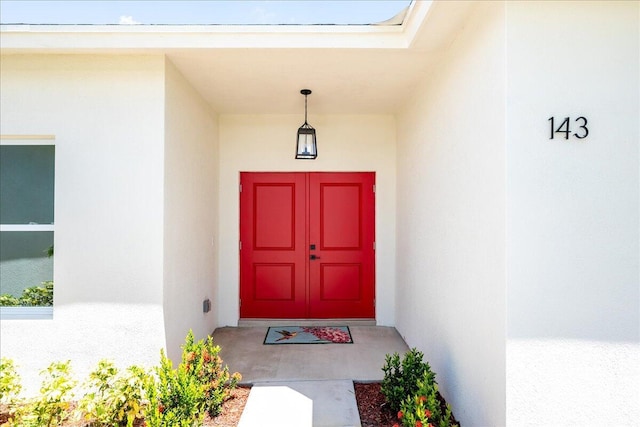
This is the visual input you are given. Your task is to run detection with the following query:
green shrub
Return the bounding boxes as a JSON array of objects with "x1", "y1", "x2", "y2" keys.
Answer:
[
  {"x1": 15, "y1": 360, "x2": 76, "y2": 427},
  {"x1": 182, "y1": 330, "x2": 241, "y2": 417},
  {"x1": 78, "y1": 359, "x2": 150, "y2": 427},
  {"x1": 20, "y1": 281, "x2": 54, "y2": 306},
  {"x1": 398, "y1": 369, "x2": 458, "y2": 427},
  {"x1": 0, "y1": 358, "x2": 22, "y2": 402},
  {"x1": 0, "y1": 294, "x2": 20, "y2": 307},
  {"x1": 0, "y1": 332, "x2": 242, "y2": 426},
  {"x1": 381, "y1": 348, "x2": 430, "y2": 413},
  {"x1": 145, "y1": 349, "x2": 205, "y2": 427},
  {"x1": 144, "y1": 331, "x2": 242, "y2": 426},
  {"x1": 0, "y1": 358, "x2": 23, "y2": 422},
  {"x1": 0, "y1": 282, "x2": 54, "y2": 307}
]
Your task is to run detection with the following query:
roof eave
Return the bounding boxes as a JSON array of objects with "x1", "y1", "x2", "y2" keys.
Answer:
[{"x1": 0, "y1": 1, "x2": 434, "y2": 52}]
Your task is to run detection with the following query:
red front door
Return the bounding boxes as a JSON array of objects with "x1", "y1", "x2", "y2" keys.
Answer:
[{"x1": 240, "y1": 172, "x2": 375, "y2": 319}]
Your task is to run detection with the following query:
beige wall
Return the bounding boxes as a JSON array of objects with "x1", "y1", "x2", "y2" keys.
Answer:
[
  {"x1": 505, "y1": 2, "x2": 639, "y2": 425},
  {"x1": 396, "y1": 3, "x2": 639, "y2": 425},
  {"x1": 163, "y1": 59, "x2": 220, "y2": 362},
  {"x1": 395, "y1": 3, "x2": 507, "y2": 426},
  {"x1": 0, "y1": 54, "x2": 168, "y2": 394},
  {"x1": 0, "y1": 54, "x2": 224, "y2": 393},
  {"x1": 217, "y1": 114, "x2": 397, "y2": 326}
]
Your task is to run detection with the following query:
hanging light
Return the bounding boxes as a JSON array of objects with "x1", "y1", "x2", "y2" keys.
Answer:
[{"x1": 296, "y1": 89, "x2": 317, "y2": 159}]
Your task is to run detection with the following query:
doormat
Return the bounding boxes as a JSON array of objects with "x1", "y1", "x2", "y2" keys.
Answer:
[{"x1": 264, "y1": 326, "x2": 353, "y2": 344}]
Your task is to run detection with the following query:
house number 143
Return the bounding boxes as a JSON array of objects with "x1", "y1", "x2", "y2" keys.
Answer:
[{"x1": 548, "y1": 116, "x2": 589, "y2": 140}]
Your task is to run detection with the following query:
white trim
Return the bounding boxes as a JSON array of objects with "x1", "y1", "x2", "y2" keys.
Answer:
[
  {"x1": 0, "y1": 306, "x2": 53, "y2": 320},
  {"x1": 0, "y1": 224, "x2": 55, "y2": 232},
  {"x1": 0, "y1": 135, "x2": 55, "y2": 145},
  {"x1": 0, "y1": 22, "x2": 410, "y2": 50}
]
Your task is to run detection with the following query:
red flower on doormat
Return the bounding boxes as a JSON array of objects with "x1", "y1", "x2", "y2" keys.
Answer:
[{"x1": 301, "y1": 327, "x2": 352, "y2": 343}]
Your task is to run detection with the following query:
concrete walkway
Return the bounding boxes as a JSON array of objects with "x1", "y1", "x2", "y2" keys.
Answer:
[
  {"x1": 238, "y1": 380, "x2": 360, "y2": 427},
  {"x1": 212, "y1": 326, "x2": 409, "y2": 426}
]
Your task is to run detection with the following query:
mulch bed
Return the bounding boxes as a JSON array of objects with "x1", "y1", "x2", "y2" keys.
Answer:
[
  {"x1": 203, "y1": 386, "x2": 251, "y2": 426},
  {"x1": 354, "y1": 382, "x2": 399, "y2": 427},
  {"x1": 354, "y1": 382, "x2": 460, "y2": 427}
]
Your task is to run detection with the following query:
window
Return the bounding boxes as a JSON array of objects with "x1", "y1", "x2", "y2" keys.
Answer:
[{"x1": 0, "y1": 135, "x2": 55, "y2": 318}]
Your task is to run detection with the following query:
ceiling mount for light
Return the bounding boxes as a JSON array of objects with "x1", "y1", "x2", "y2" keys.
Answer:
[{"x1": 296, "y1": 89, "x2": 317, "y2": 160}]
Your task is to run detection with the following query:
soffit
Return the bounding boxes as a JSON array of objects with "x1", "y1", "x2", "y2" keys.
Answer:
[{"x1": 0, "y1": 1, "x2": 476, "y2": 114}]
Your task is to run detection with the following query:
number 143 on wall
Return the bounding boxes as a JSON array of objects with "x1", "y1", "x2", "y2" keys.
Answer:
[{"x1": 548, "y1": 116, "x2": 589, "y2": 140}]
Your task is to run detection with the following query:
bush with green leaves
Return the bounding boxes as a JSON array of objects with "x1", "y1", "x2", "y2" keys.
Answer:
[
  {"x1": 0, "y1": 332, "x2": 242, "y2": 426},
  {"x1": 182, "y1": 330, "x2": 241, "y2": 417},
  {"x1": 14, "y1": 360, "x2": 77, "y2": 427},
  {"x1": 78, "y1": 359, "x2": 150, "y2": 426},
  {"x1": 0, "y1": 358, "x2": 23, "y2": 419},
  {"x1": 397, "y1": 369, "x2": 458, "y2": 427},
  {"x1": 145, "y1": 349, "x2": 206, "y2": 427},
  {"x1": 21, "y1": 281, "x2": 54, "y2": 306},
  {"x1": 0, "y1": 281, "x2": 54, "y2": 307},
  {"x1": 382, "y1": 348, "x2": 430, "y2": 413},
  {"x1": 0, "y1": 294, "x2": 20, "y2": 307}
]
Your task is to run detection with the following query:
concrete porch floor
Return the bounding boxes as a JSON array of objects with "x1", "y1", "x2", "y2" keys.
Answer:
[
  {"x1": 211, "y1": 326, "x2": 410, "y2": 426},
  {"x1": 212, "y1": 326, "x2": 410, "y2": 383}
]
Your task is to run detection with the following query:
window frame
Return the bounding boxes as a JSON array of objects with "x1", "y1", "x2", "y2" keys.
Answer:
[{"x1": 0, "y1": 135, "x2": 55, "y2": 320}]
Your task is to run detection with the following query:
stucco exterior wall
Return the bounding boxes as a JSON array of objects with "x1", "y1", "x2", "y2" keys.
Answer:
[
  {"x1": 0, "y1": 54, "x2": 168, "y2": 395},
  {"x1": 163, "y1": 59, "x2": 220, "y2": 362},
  {"x1": 505, "y1": 2, "x2": 640, "y2": 425},
  {"x1": 395, "y1": 3, "x2": 507, "y2": 426},
  {"x1": 217, "y1": 114, "x2": 397, "y2": 326}
]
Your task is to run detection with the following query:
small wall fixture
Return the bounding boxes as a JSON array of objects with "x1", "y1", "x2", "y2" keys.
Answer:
[{"x1": 296, "y1": 89, "x2": 317, "y2": 159}]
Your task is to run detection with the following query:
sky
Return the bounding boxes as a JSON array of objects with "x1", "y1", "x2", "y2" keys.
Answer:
[{"x1": 0, "y1": 1, "x2": 413, "y2": 25}]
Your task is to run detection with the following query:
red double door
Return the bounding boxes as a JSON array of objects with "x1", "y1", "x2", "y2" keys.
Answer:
[{"x1": 240, "y1": 172, "x2": 375, "y2": 319}]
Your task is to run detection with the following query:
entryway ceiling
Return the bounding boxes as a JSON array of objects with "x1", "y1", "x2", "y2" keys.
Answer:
[
  {"x1": 167, "y1": 1, "x2": 474, "y2": 115},
  {"x1": 168, "y1": 48, "x2": 429, "y2": 115}
]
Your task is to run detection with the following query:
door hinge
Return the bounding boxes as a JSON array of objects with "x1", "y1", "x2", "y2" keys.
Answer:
[
  {"x1": 239, "y1": 241, "x2": 242, "y2": 250},
  {"x1": 239, "y1": 183, "x2": 242, "y2": 193},
  {"x1": 373, "y1": 298, "x2": 376, "y2": 308},
  {"x1": 239, "y1": 299, "x2": 241, "y2": 307},
  {"x1": 373, "y1": 184, "x2": 376, "y2": 193},
  {"x1": 373, "y1": 241, "x2": 376, "y2": 250}
]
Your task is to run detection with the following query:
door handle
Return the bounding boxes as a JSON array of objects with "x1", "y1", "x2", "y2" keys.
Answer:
[{"x1": 310, "y1": 254, "x2": 321, "y2": 260}]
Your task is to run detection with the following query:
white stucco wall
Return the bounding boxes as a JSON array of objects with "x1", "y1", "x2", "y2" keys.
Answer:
[
  {"x1": 163, "y1": 59, "x2": 219, "y2": 362},
  {"x1": 0, "y1": 55, "x2": 168, "y2": 395},
  {"x1": 217, "y1": 114, "x2": 396, "y2": 326},
  {"x1": 395, "y1": 3, "x2": 506, "y2": 426},
  {"x1": 505, "y1": 2, "x2": 640, "y2": 425}
]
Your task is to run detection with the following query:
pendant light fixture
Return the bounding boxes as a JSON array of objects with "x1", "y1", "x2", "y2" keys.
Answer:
[{"x1": 295, "y1": 89, "x2": 317, "y2": 159}]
